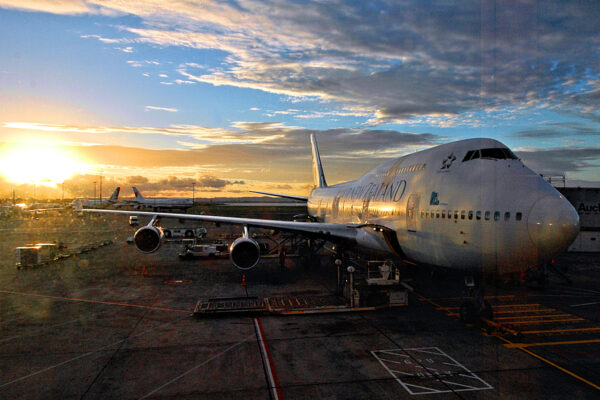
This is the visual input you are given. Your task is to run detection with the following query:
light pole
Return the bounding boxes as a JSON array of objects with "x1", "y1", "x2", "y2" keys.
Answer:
[
  {"x1": 93, "y1": 181, "x2": 96, "y2": 199},
  {"x1": 192, "y1": 182, "x2": 195, "y2": 204}
]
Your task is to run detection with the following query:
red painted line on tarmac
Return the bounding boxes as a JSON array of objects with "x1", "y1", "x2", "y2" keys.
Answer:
[
  {"x1": 254, "y1": 317, "x2": 284, "y2": 400},
  {"x1": 0, "y1": 289, "x2": 191, "y2": 313}
]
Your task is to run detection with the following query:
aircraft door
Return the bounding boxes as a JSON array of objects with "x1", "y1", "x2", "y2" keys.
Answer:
[
  {"x1": 332, "y1": 195, "x2": 341, "y2": 220},
  {"x1": 406, "y1": 194, "x2": 419, "y2": 232}
]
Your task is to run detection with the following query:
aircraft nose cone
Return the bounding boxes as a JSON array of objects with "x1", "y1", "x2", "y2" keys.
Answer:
[{"x1": 527, "y1": 195, "x2": 579, "y2": 258}]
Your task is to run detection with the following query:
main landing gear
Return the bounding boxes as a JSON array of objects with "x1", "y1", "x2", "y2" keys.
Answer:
[{"x1": 459, "y1": 275, "x2": 493, "y2": 323}]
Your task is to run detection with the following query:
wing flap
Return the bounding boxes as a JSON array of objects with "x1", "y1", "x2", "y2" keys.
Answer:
[{"x1": 84, "y1": 209, "x2": 357, "y2": 241}]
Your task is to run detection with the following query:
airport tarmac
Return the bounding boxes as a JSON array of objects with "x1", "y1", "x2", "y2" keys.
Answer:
[{"x1": 0, "y1": 213, "x2": 599, "y2": 399}]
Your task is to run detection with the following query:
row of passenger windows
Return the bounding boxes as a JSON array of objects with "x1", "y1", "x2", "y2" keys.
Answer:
[
  {"x1": 462, "y1": 148, "x2": 518, "y2": 162},
  {"x1": 420, "y1": 209, "x2": 523, "y2": 221}
]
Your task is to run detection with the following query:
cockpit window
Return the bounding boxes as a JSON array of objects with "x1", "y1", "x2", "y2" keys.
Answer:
[
  {"x1": 481, "y1": 148, "x2": 507, "y2": 159},
  {"x1": 463, "y1": 148, "x2": 518, "y2": 162}
]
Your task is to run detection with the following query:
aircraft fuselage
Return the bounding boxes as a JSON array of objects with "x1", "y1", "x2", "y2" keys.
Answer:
[{"x1": 307, "y1": 138, "x2": 579, "y2": 274}]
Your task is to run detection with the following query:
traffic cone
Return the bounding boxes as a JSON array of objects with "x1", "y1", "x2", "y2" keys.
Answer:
[{"x1": 241, "y1": 274, "x2": 248, "y2": 297}]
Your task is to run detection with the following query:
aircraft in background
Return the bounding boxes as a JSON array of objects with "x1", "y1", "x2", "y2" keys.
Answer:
[
  {"x1": 86, "y1": 134, "x2": 579, "y2": 321},
  {"x1": 25, "y1": 203, "x2": 63, "y2": 211},
  {"x1": 71, "y1": 187, "x2": 121, "y2": 209},
  {"x1": 130, "y1": 187, "x2": 194, "y2": 211}
]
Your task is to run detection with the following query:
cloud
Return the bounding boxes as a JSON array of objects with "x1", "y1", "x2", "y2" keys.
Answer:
[
  {"x1": 57, "y1": 173, "x2": 244, "y2": 198},
  {"x1": 4, "y1": 1, "x2": 600, "y2": 124},
  {"x1": 0, "y1": 0, "x2": 94, "y2": 15},
  {"x1": 516, "y1": 147, "x2": 600, "y2": 176},
  {"x1": 0, "y1": 121, "x2": 444, "y2": 188},
  {"x1": 513, "y1": 122, "x2": 600, "y2": 139},
  {"x1": 144, "y1": 106, "x2": 178, "y2": 112}
]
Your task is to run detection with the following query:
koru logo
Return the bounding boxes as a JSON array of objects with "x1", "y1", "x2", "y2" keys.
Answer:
[{"x1": 441, "y1": 153, "x2": 456, "y2": 170}]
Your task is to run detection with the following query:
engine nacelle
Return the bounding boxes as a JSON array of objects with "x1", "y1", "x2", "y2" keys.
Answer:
[
  {"x1": 229, "y1": 237, "x2": 261, "y2": 270},
  {"x1": 134, "y1": 226, "x2": 163, "y2": 253}
]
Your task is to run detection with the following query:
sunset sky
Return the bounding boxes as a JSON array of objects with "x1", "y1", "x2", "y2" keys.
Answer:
[{"x1": 1, "y1": 1, "x2": 599, "y2": 199}]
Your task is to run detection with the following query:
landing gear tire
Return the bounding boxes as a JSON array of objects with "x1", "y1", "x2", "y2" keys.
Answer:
[
  {"x1": 480, "y1": 300, "x2": 493, "y2": 321},
  {"x1": 460, "y1": 301, "x2": 478, "y2": 323},
  {"x1": 460, "y1": 300, "x2": 493, "y2": 323}
]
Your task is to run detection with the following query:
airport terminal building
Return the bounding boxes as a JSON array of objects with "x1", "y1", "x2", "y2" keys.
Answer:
[{"x1": 558, "y1": 187, "x2": 600, "y2": 252}]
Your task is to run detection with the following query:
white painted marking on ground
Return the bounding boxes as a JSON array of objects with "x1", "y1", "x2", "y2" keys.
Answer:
[
  {"x1": 570, "y1": 301, "x2": 600, "y2": 307},
  {"x1": 139, "y1": 334, "x2": 254, "y2": 399},
  {"x1": 0, "y1": 315, "x2": 190, "y2": 389},
  {"x1": 371, "y1": 347, "x2": 493, "y2": 395}
]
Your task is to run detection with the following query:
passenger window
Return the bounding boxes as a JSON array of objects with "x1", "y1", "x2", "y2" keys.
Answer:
[
  {"x1": 494, "y1": 211, "x2": 500, "y2": 221},
  {"x1": 516, "y1": 212, "x2": 522, "y2": 221},
  {"x1": 430, "y1": 210, "x2": 434, "y2": 219},
  {"x1": 476, "y1": 211, "x2": 481, "y2": 220},
  {"x1": 442, "y1": 211, "x2": 446, "y2": 219},
  {"x1": 461, "y1": 211, "x2": 465, "y2": 220},
  {"x1": 454, "y1": 211, "x2": 458, "y2": 219},
  {"x1": 504, "y1": 212, "x2": 510, "y2": 221},
  {"x1": 420, "y1": 210, "x2": 424, "y2": 218},
  {"x1": 468, "y1": 211, "x2": 473, "y2": 220},
  {"x1": 436, "y1": 211, "x2": 440, "y2": 218},
  {"x1": 485, "y1": 211, "x2": 490, "y2": 220}
]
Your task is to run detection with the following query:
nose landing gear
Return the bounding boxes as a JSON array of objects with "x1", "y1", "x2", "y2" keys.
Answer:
[{"x1": 459, "y1": 275, "x2": 493, "y2": 323}]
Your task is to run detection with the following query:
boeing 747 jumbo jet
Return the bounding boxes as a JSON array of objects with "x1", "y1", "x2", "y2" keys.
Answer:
[
  {"x1": 86, "y1": 135, "x2": 579, "y2": 320},
  {"x1": 71, "y1": 187, "x2": 121, "y2": 209},
  {"x1": 131, "y1": 187, "x2": 194, "y2": 211}
]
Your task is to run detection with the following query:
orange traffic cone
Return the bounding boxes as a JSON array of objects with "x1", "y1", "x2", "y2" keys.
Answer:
[{"x1": 241, "y1": 274, "x2": 248, "y2": 297}]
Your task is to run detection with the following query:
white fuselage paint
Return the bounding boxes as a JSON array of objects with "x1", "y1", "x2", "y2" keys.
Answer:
[{"x1": 307, "y1": 138, "x2": 579, "y2": 274}]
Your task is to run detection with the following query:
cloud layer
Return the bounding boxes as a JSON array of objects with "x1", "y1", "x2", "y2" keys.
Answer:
[{"x1": 2, "y1": 0, "x2": 599, "y2": 125}]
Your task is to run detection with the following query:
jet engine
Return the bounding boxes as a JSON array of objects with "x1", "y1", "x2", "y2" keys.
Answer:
[
  {"x1": 134, "y1": 226, "x2": 163, "y2": 253},
  {"x1": 229, "y1": 236, "x2": 261, "y2": 270}
]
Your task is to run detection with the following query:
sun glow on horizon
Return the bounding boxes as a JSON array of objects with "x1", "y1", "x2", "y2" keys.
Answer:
[{"x1": 0, "y1": 144, "x2": 86, "y2": 187}]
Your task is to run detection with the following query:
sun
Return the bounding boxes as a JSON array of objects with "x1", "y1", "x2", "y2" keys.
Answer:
[{"x1": 0, "y1": 144, "x2": 84, "y2": 186}]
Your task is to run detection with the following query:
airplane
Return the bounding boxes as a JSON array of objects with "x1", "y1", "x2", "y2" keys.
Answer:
[
  {"x1": 71, "y1": 187, "x2": 121, "y2": 209},
  {"x1": 85, "y1": 134, "x2": 580, "y2": 321},
  {"x1": 130, "y1": 187, "x2": 194, "y2": 211}
]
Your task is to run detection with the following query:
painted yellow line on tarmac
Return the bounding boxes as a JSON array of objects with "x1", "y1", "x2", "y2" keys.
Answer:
[
  {"x1": 495, "y1": 313, "x2": 574, "y2": 321},
  {"x1": 521, "y1": 327, "x2": 600, "y2": 335},
  {"x1": 437, "y1": 304, "x2": 543, "y2": 311},
  {"x1": 506, "y1": 318, "x2": 586, "y2": 325},
  {"x1": 497, "y1": 336, "x2": 600, "y2": 391},
  {"x1": 493, "y1": 303, "x2": 541, "y2": 308},
  {"x1": 493, "y1": 308, "x2": 556, "y2": 314},
  {"x1": 504, "y1": 339, "x2": 600, "y2": 349},
  {"x1": 426, "y1": 295, "x2": 516, "y2": 301}
]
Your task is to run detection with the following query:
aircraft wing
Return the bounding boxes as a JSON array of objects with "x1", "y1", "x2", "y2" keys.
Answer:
[
  {"x1": 84, "y1": 208, "x2": 357, "y2": 242},
  {"x1": 249, "y1": 190, "x2": 309, "y2": 202},
  {"x1": 24, "y1": 208, "x2": 65, "y2": 212}
]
